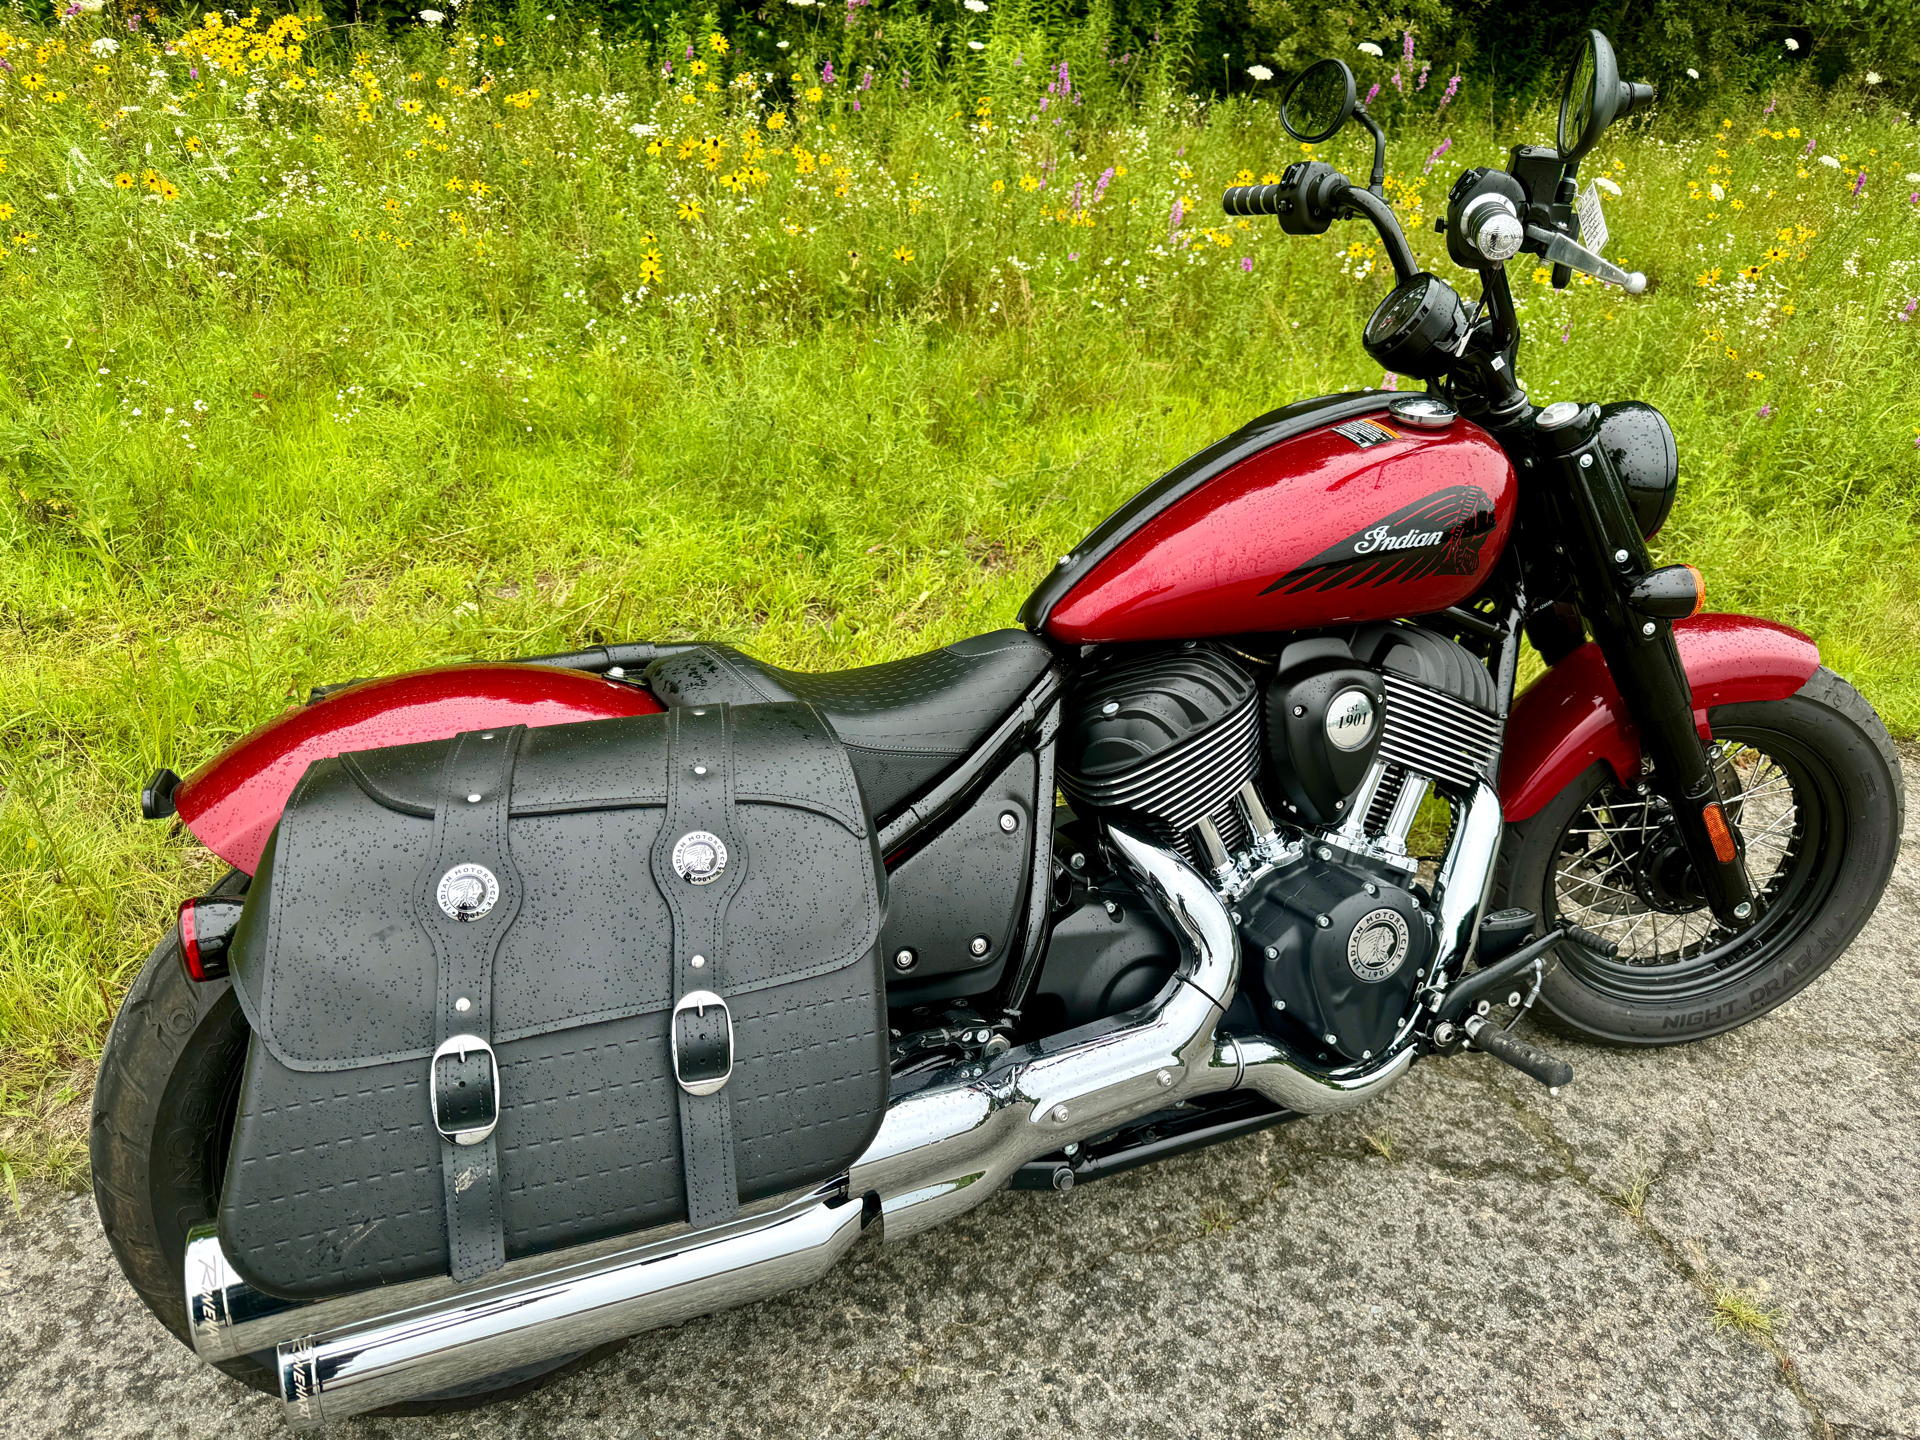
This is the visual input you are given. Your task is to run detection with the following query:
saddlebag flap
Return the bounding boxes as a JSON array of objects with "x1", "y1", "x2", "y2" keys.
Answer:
[{"x1": 218, "y1": 702, "x2": 888, "y2": 1299}]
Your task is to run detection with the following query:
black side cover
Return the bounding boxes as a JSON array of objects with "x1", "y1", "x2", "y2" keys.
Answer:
[{"x1": 219, "y1": 703, "x2": 888, "y2": 1300}]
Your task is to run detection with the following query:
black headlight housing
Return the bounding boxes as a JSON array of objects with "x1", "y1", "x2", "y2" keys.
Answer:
[{"x1": 1596, "y1": 401, "x2": 1679, "y2": 539}]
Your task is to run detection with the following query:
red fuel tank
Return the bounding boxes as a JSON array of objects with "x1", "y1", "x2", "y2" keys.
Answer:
[{"x1": 1033, "y1": 401, "x2": 1517, "y2": 645}]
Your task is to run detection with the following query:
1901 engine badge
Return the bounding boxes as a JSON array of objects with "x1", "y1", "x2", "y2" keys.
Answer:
[
  {"x1": 672, "y1": 831, "x2": 729, "y2": 885},
  {"x1": 1347, "y1": 908, "x2": 1410, "y2": 982},
  {"x1": 437, "y1": 863, "x2": 500, "y2": 922}
]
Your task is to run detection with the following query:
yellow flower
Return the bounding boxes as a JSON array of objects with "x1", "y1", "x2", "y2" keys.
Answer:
[
  {"x1": 437, "y1": 75, "x2": 449, "y2": 88},
  {"x1": 1019, "y1": 173, "x2": 1039, "y2": 191},
  {"x1": 426, "y1": 113, "x2": 447, "y2": 131},
  {"x1": 1729, "y1": 198, "x2": 1743, "y2": 210},
  {"x1": 1746, "y1": 370, "x2": 1764, "y2": 380},
  {"x1": 409, "y1": 70, "x2": 423, "y2": 81},
  {"x1": 892, "y1": 244, "x2": 912, "y2": 263},
  {"x1": 1715, "y1": 148, "x2": 1728, "y2": 157},
  {"x1": 709, "y1": 33, "x2": 728, "y2": 52},
  {"x1": 1235, "y1": 169, "x2": 1254, "y2": 185},
  {"x1": 677, "y1": 199, "x2": 703, "y2": 221},
  {"x1": 0, "y1": 202, "x2": 10, "y2": 219},
  {"x1": 1532, "y1": 267, "x2": 1551, "y2": 285},
  {"x1": 114, "y1": 173, "x2": 133, "y2": 189},
  {"x1": 767, "y1": 111, "x2": 785, "y2": 130},
  {"x1": 21, "y1": 72, "x2": 43, "y2": 91},
  {"x1": 1785, "y1": 127, "x2": 1799, "y2": 138},
  {"x1": 400, "y1": 97, "x2": 423, "y2": 114},
  {"x1": 690, "y1": 60, "x2": 707, "y2": 77},
  {"x1": 991, "y1": 178, "x2": 1005, "y2": 193},
  {"x1": 1696, "y1": 267, "x2": 1720, "y2": 287},
  {"x1": 805, "y1": 86, "x2": 822, "y2": 103},
  {"x1": 493, "y1": 35, "x2": 505, "y2": 45},
  {"x1": 646, "y1": 139, "x2": 663, "y2": 155},
  {"x1": 385, "y1": 196, "x2": 401, "y2": 210},
  {"x1": 1724, "y1": 346, "x2": 1738, "y2": 360},
  {"x1": 1260, "y1": 172, "x2": 1279, "y2": 184},
  {"x1": 159, "y1": 180, "x2": 179, "y2": 201},
  {"x1": 1720, "y1": 118, "x2": 1732, "y2": 128},
  {"x1": 185, "y1": 136, "x2": 202, "y2": 152},
  {"x1": 834, "y1": 182, "x2": 848, "y2": 197},
  {"x1": 1764, "y1": 246, "x2": 1787, "y2": 262},
  {"x1": 639, "y1": 251, "x2": 663, "y2": 283},
  {"x1": 1740, "y1": 263, "x2": 1762, "y2": 280},
  {"x1": 1780, "y1": 302, "x2": 1795, "y2": 316},
  {"x1": 141, "y1": 168, "x2": 160, "y2": 190}
]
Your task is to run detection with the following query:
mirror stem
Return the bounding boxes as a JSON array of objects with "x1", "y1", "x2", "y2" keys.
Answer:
[{"x1": 1352, "y1": 107, "x2": 1387, "y2": 195}]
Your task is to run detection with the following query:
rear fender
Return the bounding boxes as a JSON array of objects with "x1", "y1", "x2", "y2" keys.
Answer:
[
  {"x1": 1499, "y1": 613, "x2": 1820, "y2": 822},
  {"x1": 175, "y1": 664, "x2": 663, "y2": 874}
]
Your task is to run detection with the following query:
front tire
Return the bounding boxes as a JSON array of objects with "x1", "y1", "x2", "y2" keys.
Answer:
[{"x1": 1496, "y1": 667, "x2": 1903, "y2": 1046}]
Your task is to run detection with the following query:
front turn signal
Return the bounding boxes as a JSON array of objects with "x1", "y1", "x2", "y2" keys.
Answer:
[{"x1": 1627, "y1": 564, "x2": 1706, "y2": 621}]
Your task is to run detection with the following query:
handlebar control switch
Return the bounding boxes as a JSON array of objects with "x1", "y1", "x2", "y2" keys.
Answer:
[{"x1": 1275, "y1": 160, "x2": 1347, "y2": 236}]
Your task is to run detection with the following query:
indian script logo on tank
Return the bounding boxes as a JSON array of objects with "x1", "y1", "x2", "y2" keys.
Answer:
[{"x1": 1261, "y1": 485, "x2": 1498, "y2": 596}]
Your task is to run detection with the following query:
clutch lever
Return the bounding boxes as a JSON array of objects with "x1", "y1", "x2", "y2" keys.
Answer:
[{"x1": 1525, "y1": 224, "x2": 1646, "y2": 293}]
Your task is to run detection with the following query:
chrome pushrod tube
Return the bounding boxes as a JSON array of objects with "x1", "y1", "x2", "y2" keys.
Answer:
[
  {"x1": 273, "y1": 1183, "x2": 869, "y2": 1429},
  {"x1": 848, "y1": 826, "x2": 1242, "y2": 1242}
]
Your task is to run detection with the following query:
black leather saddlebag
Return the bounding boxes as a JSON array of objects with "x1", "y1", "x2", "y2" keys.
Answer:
[{"x1": 218, "y1": 702, "x2": 888, "y2": 1299}]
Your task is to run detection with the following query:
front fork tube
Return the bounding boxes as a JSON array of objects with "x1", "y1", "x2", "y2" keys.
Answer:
[{"x1": 1530, "y1": 405, "x2": 1758, "y2": 930}]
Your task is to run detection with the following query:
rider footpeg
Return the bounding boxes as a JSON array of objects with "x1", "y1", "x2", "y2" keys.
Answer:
[
  {"x1": 1562, "y1": 923, "x2": 1620, "y2": 958},
  {"x1": 1464, "y1": 1016, "x2": 1573, "y2": 1090}
]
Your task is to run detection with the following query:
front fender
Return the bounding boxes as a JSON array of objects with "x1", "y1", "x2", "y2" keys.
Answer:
[
  {"x1": 1498, "y1": 613, "x2": 1820, "y2": 822},
  {"x1": 175, "y1": 664, "x2": 663, "y2": 873}
]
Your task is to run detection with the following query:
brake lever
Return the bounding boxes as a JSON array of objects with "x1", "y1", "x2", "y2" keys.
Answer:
[{"x1": 1525, "y1": 225, "x2": 1647, "y2": 294}]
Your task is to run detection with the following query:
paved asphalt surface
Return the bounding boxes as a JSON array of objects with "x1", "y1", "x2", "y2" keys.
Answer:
[{"x1": 2, "y1": 759, "x2": 1915, "y2": 1439}]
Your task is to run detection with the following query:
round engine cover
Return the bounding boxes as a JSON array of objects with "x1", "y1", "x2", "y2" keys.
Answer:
[{"x1": 1240, "y1": 856, "x2": 1433, "y2": 1062}]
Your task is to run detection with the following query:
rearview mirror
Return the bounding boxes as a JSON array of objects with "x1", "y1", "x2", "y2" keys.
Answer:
[
  {"x1": 1558, "y1": 31, "x2": 1653, "y2": 164},
  {"x1": 1281, "y1": 59, "x2": 1356, "y2": 145}
]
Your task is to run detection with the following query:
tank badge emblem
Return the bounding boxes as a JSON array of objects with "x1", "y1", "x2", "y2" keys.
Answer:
[
  {"x1": 1331, "y1": 418, "x2": 1401, "y2": 448},
  {"x1": 1348, "y1": 909, "x2": 1411, "y2": 982},
  {"x1": 1324, "y1": 688, "x2": 1378, "y2": 752},
  {"x1": 672, "y1": 831, "x2": 729, "y2": 885},
  {"x1": 437, "y1": 864, "x2": 500, "y2": 922},
  {"x1": 1261, "y1": 485, "x2": 1498, "y2": 597}
]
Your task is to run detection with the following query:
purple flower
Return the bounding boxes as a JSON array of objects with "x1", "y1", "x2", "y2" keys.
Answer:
[
  {"x1": 0, "y1": 58, "x2": 12, "y2": 72},
  {"x1": 1390, "y1": 71, "x2": 1402, "y2": 91},
  {"x1": 1093, "y1": 166, "x2": 1114, "y2": 202},
  {"x1": 1417, "y1": 63, "x2": 1429, "y2": 90},
  {"x1": 822, "y1": 60, "x2": 835, "y2": 85},
  {"x1": 1852, "y1": 170, "x2": 1867, "y2": 197},
  {"x1": 1423, "y1": 137, "x2": 1452, "y2": 172},
  {"x1": 1240, "y1": 255, "x2": 1253, "y2": 273},
  {"x1": 1068, "y1": 251, "x2": 1079, "y2": 261},
  {"x1": 686, "y1": 44, "x2": 695, "y2": 58},
  {"x1": 1763, "y1": 97, "x2": 1776, "y2": 115},
  {"x1": 1057, "y1": 60, "x2": 1071, "y2": 97},
  {"x1": 1039, "y1": 96, "x2": 1049, "y2": 112},
  {"x1": 62, "y1": 2, "x2": 81, "y2": 16},
  {"x1": 1363, "y1": 82, "x2": 1379, "y2": 106},
  {"x1": 1803, "y1": 136, "x2": 1815, "y2": 154},
  {"x1": 188, "y1": 64, "x2": 198, "y2": 78},
  {"x1": 1403, "y1": 30, "x2": 1414, "y2": 63},
  {"x1": 1561, "y1": 324, "x2": 1572, "y2": 344},
  {"x1": 859, "y1": 68, "x2": 872, "y2": 91},
  {"x1": 1905, "y1": 299, "x2": 1918, "y2": 318},
  {"x1": 661, "y1": 61, "x2": 673, "y2": 76},
  {"x1": 900, "y1": 69, "x2": 911, "y2": 91},
  {"x1": 128, "y1": 12, "x2": 141, "y2": 28},
  {"x1": 851, "y1": 99, "x2": 861, "y2": 111},
  {"x1": 1381, "y1": 371, "x2": 1398, "y2": 390},
  {"x1": 1757, "y1": 404, "x2": 1774, "y2": 419},
  {"x1": 1169, "y1": 198, "x2": 1184, "y2": 233},
  {"x1": 1071, "y1": 180, "x2": 1083, "y2": 212},
  {"x1": 1438, "y1": 74, "x2": 1460, "y2": 112}
]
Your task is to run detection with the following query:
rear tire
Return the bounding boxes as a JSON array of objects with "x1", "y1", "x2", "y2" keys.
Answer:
[
  {"x1": 89, "y1": 872, "x2": 620, "y2": 1410},
  {"x1": 1494, "y1": 667, "x2": 1902, "y2": 1046}
]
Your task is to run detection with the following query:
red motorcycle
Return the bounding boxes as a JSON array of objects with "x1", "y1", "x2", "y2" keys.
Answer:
[{"x1": 93, "y1": 32, "x2": 1900, "y2": 1427}]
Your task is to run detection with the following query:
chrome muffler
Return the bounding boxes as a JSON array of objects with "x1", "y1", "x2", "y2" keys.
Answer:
[{"x1": 187, "y1": 825, "x2": 1437, "y2": 1428}]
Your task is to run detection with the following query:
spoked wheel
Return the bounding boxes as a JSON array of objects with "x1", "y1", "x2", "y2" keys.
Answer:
[{"x1": 1496, "y1": 668, "x2": 1902, "y2": 1046}]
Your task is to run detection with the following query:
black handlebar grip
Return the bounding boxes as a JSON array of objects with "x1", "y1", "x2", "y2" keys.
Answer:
[
  {"x1": 1467, "y1": 1020, "x2": 1575, "y2": 1089},
  {"x1": 1222, "y1": 184, "x2": 1283, "y2": 217},
  {"x1": 1563, "y1": 923, "x2": 1621, "y2": 958}
]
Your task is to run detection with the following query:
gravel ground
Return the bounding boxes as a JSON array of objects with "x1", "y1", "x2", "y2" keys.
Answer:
[{"x1": 2, "y1": 760, "x2": 1914, "y2": 1440}]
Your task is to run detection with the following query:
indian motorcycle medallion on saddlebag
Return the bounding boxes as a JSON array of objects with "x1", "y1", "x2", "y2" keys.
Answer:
[{"x1": 216, "y1": 702, "x2": 889, "y2": 1297}]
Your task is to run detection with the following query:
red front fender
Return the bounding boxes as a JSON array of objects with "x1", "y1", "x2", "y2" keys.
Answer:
[
  {"x1": 1498, "y1": 613, "x2": 1820, "y2": 822},
  {"x1": 175, "y1": 664, "x2": 664, "y2": 874}
]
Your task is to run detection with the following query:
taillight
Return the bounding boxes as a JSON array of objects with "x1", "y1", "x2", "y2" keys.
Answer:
[{"x1": 179, "y1": 897, "x2": 244, "y2": 981}]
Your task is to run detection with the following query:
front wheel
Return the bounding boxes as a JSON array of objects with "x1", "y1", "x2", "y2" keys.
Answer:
[{"x1": 1495, "y1": 667, "x2": 1903, "y2": 1046}]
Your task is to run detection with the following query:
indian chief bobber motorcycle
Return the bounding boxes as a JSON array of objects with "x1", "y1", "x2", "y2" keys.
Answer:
[{"x1": 93, "y1": 33, "x2": 1900, "y2": 1428}]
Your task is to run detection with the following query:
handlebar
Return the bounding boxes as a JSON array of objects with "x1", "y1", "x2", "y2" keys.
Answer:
[
  {"x1": 1221, "y1": 184, "x2": 1283, "y2": 217},
  {"x1": 1220, "y1": 178, "x2": 1415, "y2": 285}
]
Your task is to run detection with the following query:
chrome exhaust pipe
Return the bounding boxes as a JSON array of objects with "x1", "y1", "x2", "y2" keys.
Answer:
[{"x1": 184, "y1": 825, "x2": 1443, "y2": 1426}]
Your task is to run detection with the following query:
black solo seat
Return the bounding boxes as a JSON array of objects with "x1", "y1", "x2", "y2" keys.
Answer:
[{"x1": 644, "y1": 630, "x2": 1056, "y2": 820}]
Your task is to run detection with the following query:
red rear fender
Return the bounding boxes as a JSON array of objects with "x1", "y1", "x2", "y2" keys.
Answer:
[
  {"x1": 175, "y1": 664, "x2": 663, "y2": 874},
  {"x1": 1499, "y1": 613, "x2": 1821, "y2": 822}
]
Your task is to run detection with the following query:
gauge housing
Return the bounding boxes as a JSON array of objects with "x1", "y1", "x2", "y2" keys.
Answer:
[{"x1": 1362, "y1": 273, "x2": 1470, "y2": 381}]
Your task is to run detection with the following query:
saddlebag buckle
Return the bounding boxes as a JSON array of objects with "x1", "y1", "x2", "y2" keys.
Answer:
[
  {"x1": 430, "y1": 1034, "x2": 500, "y2": 1146},
  {"x1": 671, "y1": 991, "x2": 734, "y2": 1097}
]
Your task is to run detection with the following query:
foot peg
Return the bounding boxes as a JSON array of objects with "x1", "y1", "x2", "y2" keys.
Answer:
[{"x1": 1464, "y1": 1015, "x2": 1574, "y2": 1090}]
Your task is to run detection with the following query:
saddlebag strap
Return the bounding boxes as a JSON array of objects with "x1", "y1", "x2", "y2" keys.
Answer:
[
  {"x1": 652, "y1": 704, "x2": 746, "y2": 1230},
  {"x1": 417, "y1": 725, "x2": 525, "y2": 1282}
]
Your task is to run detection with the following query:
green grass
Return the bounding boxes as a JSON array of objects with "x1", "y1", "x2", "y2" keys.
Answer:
[{"x1": 0, "y1": 8, "x2": 1914, "y2": 1173}]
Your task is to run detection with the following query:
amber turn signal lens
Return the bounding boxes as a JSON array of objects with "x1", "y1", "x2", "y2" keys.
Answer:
[
  {"x1": 1701, "y1": 802, "x2": 1738, "y2": 864},
  {"x1": 1681, "y1": 564, "x2": 1706, "y2": 618}
]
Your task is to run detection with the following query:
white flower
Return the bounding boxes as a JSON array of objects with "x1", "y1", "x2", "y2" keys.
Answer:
[
  {"x1": 1246, "y1": 63, "x2": 1273, "y2": 81},
  {"x1": 89, "y1": 36, "x2": 118, "y2": 56},
  {"x1": 1357, "y1": 42, "x2": 1383, "y2": 57},
  {"x1": 1784, "y1": 37, "x2": 1799, "y2": 51},
  {"x1": 72, "y1": 0, "x2": 104, "y2": 12},
  {"x1": 1817, "y1": 154, "x2": 1840, "y2": 168},
  {"x1": 964, "y1": 0, "x2": 989, "y2": 11},
  {"x1": 1908, "y1": 172, "x2": 1921, "y2": 182},
  {"x1": 1594, "y1": 176, "x2": 1621, "y2": 196},
  {"x1": 1864, "y1": 71, "x2": 1882, "y2": 84},
  {"x1": 1686, "y1": 67, "x2": 1699, "y2": 79},
  {"x1": 1710, "y1": 182, "x2": 1724, "y2": 199},
  {"x1": 776, "y1": 39, "x2": 789, "y2": 48},
  {"x1": 967, "y1": 39, "x2": 984, "y2": 49},
  {"x1": 418, "y1": 7, "x2": 444, "y2": 22}
]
